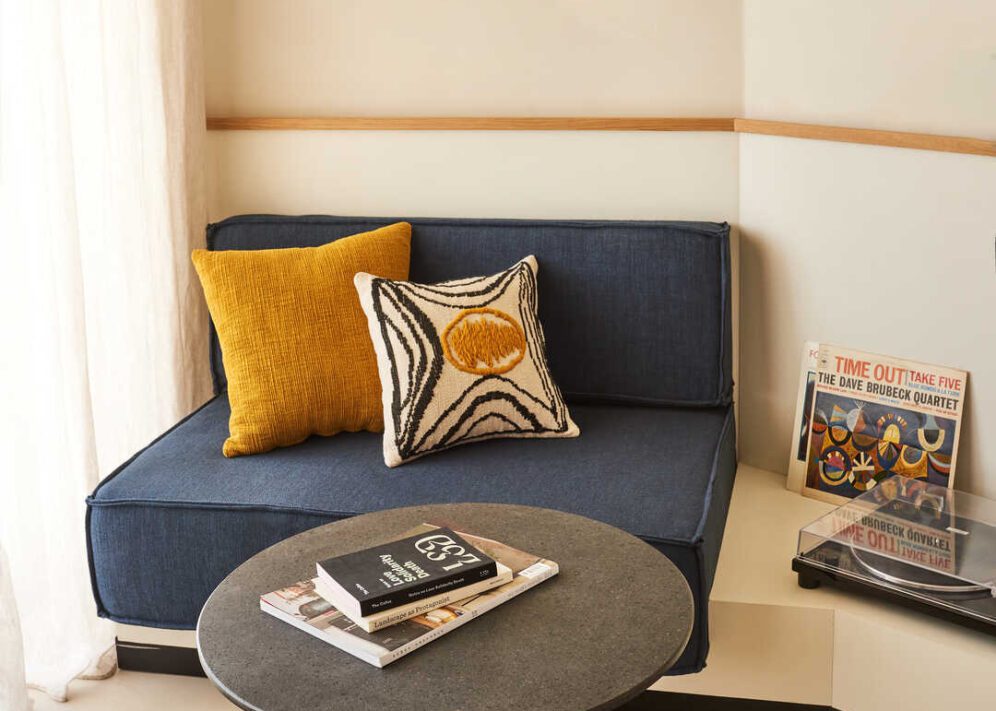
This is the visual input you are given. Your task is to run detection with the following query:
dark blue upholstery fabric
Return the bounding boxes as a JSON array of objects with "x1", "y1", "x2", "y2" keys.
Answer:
[
  {"x1": 87, "y1": 396, "x2": 736, "y2": 674},
  {"x1": 206, "y1": 216, "x2": 733, "y2": 407}
]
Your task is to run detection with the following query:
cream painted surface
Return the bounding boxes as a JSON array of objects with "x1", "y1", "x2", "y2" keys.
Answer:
[
  {"x1": 738, "y1": 134, "x2": 996, "y2": 498},
  {"x1": 710, "y1": 464, "x2": 834, "y2": 607},
  {"x1": 203, "y1": 0, "x2": 742, "y2": 117},
  {"x1": 660, "y1": 466, "x2": 996, "y2": 707},
  {"x1": 206, "y1": 130, "x2": 739, "y2": 222},
  {"x1": 651, "y1": 601, "x2": 833, "y2": 705},
  {"x1": 833, "y1": 611, "x2": 996, "y2": 711},
  {"x1": 28, "y1": 672, "x2": 227, "y2": 711},
  {"x1": 743, "y1": 0, "x2": 996, "y2": 137},
  {"x1": 708, "y1": 466, "x2": 996, "y2": 640}
]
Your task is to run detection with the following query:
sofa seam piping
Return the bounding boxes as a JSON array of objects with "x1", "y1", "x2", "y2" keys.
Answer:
[
  {"x1": 84, "y1": 504, "x2": 109, "y2": 619},
  {"x1": 209, "y1": 214, "x2": 728, "y2": 238},
  {"x1": 86, "y1": 497, "x2": 698, "y2": 548},
  {"x1": 692, "y1": 404, "x2": 735, "y2": 544},
  {"x1": 718, "y1": 223, "x2": 733, "y2": 402}
]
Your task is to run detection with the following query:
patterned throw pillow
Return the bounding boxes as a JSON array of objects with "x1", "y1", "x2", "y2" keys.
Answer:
[{"x1": 354, "y1": 256, "x2": 579, "y2": 467}]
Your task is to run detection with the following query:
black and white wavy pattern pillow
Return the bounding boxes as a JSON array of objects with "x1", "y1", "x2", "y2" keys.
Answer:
[{"x1": 354, "y1": 256, "x2": 579, "y2": 467}]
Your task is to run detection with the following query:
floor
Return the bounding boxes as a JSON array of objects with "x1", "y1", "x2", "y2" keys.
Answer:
[
  {"x1": 28, "y1": 671, "x2": 825, "y2": 711},
  {"x1": 28, "y1": 671, "x2": 232, "y2": 711}
]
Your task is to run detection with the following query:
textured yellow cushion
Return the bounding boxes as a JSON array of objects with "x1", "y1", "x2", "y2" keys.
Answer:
[{"x1": 191, "y1": 223, "x2": 411, "y2": 457}]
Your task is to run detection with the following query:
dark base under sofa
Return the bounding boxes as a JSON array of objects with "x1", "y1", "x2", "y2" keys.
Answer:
[{"x1": 87, "y1": 215, "x2": 737, "y2": 674}]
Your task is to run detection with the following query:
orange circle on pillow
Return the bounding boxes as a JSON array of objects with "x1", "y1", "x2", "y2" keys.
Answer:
[{"x1": 441, "y1": 307, "x2": 527, "y2": 375}]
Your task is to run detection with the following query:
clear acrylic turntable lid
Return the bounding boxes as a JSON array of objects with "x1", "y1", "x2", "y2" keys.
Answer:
[{"x1": 797, "y1": 475, "x2": 996, "y2": 593}]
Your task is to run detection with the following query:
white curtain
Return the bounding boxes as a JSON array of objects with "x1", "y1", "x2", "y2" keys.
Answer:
[{"x1": 0, "y1": 0, "x2": 212, "y2": 703}]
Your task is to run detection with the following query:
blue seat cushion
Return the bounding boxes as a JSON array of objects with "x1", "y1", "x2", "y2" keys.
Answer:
[{"x1": 87, "y1": 396, "x2": 736, "y2": 674}]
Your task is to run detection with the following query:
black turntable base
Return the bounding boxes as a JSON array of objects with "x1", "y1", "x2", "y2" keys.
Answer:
[{"x1": 793, "y1": 540, "x2": 996, "y2": 636}]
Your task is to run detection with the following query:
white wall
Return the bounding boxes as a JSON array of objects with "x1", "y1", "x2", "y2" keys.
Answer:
[{"x1": 739, "y1": 0, "x2": 996, "y2": 498}]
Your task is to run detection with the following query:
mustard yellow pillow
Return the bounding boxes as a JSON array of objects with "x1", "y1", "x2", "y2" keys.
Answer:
[{"x1": 192, "y1": 222, "x2": 411, "y2": 457}]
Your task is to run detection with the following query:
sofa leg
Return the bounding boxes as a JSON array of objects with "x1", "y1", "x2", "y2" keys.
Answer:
[{"x1": 115, "y1": 639, "x2": 205, "y2": 677}]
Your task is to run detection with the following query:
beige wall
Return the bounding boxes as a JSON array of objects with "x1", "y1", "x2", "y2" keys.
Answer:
[
  {"x1": 739, "y1": 0, "x2": 996, "y2": 498},
  {"x1": 743, "y1": 0, "x2": 996, "y2": 135},
  {"x1": 203, "y1": 0, "x2": 742, "y2": 117},
  {"x1": 204, "y1": 0, "x2": 743, "y2": 225},
  {"x1": 206, "y1": 130, "x2": 738, "y2": 221}
]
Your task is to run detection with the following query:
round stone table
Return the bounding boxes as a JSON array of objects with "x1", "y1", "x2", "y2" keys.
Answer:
[{"x1": 197, "y1": 503, "x2": 692, "y2": 711}]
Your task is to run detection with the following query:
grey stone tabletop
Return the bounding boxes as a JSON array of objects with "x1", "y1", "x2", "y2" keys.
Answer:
[{"x1": 197, "y1": 503, "x2": 693, "y2": 711}]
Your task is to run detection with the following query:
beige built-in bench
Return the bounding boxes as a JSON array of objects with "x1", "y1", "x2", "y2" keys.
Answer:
[{"x1": 654, "y1": 465, "x2": 996, "y2": 710}]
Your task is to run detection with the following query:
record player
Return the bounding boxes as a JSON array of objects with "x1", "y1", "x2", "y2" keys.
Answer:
[{"x1": 792, "y1": 474, "x2": 996, "y2": 635}]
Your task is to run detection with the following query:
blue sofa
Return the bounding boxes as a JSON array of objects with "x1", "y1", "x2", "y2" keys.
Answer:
[{"x1": 86, "y1": 215, "x2": 736, "y2": 674}]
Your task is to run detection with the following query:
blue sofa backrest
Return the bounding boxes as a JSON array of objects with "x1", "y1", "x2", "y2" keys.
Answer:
[{"x1": 207, "y1": 215, "x2": 733, "y2": 408}]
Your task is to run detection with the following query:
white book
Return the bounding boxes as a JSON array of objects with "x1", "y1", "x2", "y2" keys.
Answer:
[
  {"x1": 259, "y1": 526, "x2": 558, "y2": 668},
  {"x1": 314, "y1": 562, "x2": 513, "y2": 632}
]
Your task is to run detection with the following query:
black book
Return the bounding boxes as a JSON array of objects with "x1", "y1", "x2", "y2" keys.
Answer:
[{"x1": 315, "y1": 528, "x2": 498, "y2": 618}]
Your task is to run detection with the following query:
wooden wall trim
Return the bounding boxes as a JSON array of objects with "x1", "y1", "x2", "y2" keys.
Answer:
[
  {"x1": 734, "y1": 119, "x2": 996, "y2": 158},
  {"x1": 205, "y1": 116, "x2": 995, "y2": 157},
  {"x1": 205, "y1": 116, "x2": 735, "y2": 132}
]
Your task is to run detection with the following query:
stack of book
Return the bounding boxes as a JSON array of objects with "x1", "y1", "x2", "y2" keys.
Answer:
[{"x1": 260, "y1": 524, "x2": 558, "y2": 667}]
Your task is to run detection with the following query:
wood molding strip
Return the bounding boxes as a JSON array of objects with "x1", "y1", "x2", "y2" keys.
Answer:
[
  {"x1": 205, "y1": 116, "x2": 995, "y2": 157},
  {"x1": 734, "y1": 118, "x2": 996, "y2": 158},
  {"x1": 205, "y1": 116, "x2": 735, "y2": 132}
]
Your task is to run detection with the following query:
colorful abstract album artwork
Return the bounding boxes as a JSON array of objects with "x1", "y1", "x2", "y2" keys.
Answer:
[
  {"x1": 804, "y1": 392, "x2": 957, "y2": 499},
  {"x1": 795, "y1": 344, "x2": 965, "y2": 503}
]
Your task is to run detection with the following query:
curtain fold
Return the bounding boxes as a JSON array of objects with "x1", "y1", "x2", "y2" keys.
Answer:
[{"x1": 0, "y1": 0, "x2": 211, "y2": 703}]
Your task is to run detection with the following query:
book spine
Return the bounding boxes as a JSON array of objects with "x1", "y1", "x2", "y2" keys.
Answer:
[
  {"x1": 359, "y1": 560, "x2": 498, "y2": 616},
  {"x1": 365, "y1": 593, "x2": 462, "y2": 632},
  {"x1": 380, "y1": 562, "x2": 558, "y2": 666},
  {"x1": 364, "y1": 570, "x2": 510, "y2": 632}
]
